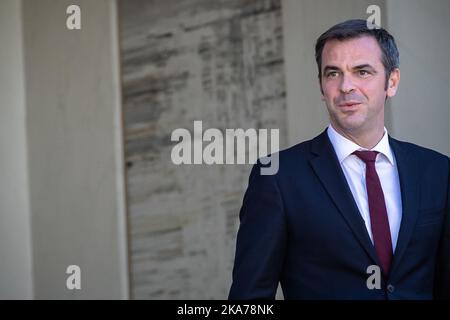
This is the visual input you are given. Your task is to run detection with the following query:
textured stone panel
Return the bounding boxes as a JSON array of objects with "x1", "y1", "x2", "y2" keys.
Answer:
[{"x1": 119, "y1": 0, "x2": 287, "y2": 299}]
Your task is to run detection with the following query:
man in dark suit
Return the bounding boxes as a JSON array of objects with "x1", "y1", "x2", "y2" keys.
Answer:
[{"x1": 229, "y1": 19, "x2": 450, "y2": 299}]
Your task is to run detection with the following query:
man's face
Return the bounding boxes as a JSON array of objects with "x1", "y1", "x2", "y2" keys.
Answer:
[{"x1": 320, "y1": 35, "x2": 399, "y2": 137}]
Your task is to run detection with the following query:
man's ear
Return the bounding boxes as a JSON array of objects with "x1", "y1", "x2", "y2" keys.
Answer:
[{"x1": 386, "y1": 68, "x2": 400, "y2": 98}]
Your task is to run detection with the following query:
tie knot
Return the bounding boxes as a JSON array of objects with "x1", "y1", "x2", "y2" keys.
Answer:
[{"x1": 353, "y1": 150, "x2": 379, "y2": 163}]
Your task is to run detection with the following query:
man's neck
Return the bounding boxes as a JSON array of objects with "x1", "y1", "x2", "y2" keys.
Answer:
[{"x1": 330, "y1": 123, "x2": 385, "y2": 149}]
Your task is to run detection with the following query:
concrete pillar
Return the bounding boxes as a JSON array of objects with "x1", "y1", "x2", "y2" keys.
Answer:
[
  {"x1": 21, "y1": 0, "x2": 129, "y2": 299},
  {"x1": 0, "y1": 0, "x2": 34, "y2": 299}
]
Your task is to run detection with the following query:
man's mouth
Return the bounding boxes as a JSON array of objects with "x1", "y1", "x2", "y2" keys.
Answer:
[{"x1": 337, "y1": 101, "x2": 362, "y2": 107}]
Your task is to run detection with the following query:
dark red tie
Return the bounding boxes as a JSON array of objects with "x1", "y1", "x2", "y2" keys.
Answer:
[{"x1": 353, "y1": 150, "x2": 393, "y2": 276}]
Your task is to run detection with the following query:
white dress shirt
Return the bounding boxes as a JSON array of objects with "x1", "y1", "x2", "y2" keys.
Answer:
[{"x1": 327, "y1": 124, "x2": 402, "y2": 251}]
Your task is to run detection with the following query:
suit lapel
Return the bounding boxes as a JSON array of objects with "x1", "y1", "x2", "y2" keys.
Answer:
[
  {"x1": 309, "y1": 130, "x2": 380, "y2": 265},
  {"x1": 388, "y1": 137, "x2": 420, "y2": 277}
]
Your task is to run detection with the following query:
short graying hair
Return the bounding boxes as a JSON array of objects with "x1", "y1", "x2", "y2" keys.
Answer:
[{"x1": 315, "y1": 19, "x2": 399, "y2": 90}]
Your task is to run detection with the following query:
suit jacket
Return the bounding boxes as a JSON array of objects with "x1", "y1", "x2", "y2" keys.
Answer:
[{"x1": 229, "y1": 129, "x2": 450, "y2": 299}]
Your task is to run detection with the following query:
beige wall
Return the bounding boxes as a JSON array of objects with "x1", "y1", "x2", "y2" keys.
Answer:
[
  {"x1": 387, "y1": 0, "x2": 450, "y2": 156},
  {"x1": 0, "y1": 0, "x2": 34, "y2": 299},
  {"x1": 22, "y1": 0, "x2": 129, "y2": 299},
  {"x1": 0, "y1": 0, "x2": 129, "y2": 299}
]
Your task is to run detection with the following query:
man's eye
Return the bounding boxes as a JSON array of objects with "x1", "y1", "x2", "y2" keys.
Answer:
[
  {"x1": 326, "y1": 71, "x2": 339, "y2": 78},
  {"x1": 358, "y1": 70, "x2": 370, "y2": 76}
]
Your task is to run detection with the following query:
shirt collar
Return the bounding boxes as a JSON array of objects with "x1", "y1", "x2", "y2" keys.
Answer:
[{"x1": 327, "y1": 124, "x2": 395, "y2": 165}]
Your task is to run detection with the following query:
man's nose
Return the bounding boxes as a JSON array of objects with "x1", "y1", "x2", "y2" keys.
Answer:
[{"x1": 339, "y1": 74, "x2": 355, "y2": 94}]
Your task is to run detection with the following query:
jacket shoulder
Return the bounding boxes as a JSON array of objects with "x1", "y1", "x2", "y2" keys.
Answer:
[
  {"x1": 390, "y1": 137, "x2": 449, "y2": 162},
  {"x1": 390, "y1": 137, "x2": 450, "y2": 177}
]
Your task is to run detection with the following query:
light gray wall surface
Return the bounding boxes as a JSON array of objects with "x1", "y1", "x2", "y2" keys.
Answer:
[
  {"x1": 22, "y1": 0, "x2": 129, "y2": 299},
  {"x1": 387, "y1": 0, "x2": 450, "y2": 156},
  {"x1": 0, "y1": 0, "x2": 129, "y2": 299},
  {"x1": 0, "y1": 0, "x2": 34, "y2": 299}
]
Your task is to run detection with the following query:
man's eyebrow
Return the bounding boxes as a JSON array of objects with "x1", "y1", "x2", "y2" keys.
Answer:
[
  {"x1": 353, "y1": 64, "x2": 377, "y2": 72},
  {"x1": 323, "y1": 65, "x2": 341, "y2": 73},
  {"x1": 323, "y1": 64, "x2": 378, "y2": 74}
]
